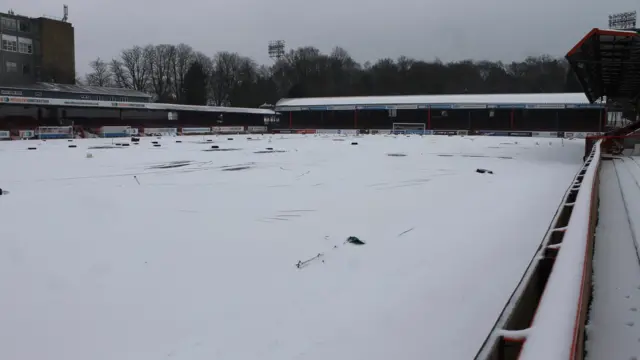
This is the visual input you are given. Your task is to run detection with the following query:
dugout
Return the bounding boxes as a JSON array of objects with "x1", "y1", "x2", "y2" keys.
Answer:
[{"x1": 275, "y1": 93, "x2": 605, "y2": 132}]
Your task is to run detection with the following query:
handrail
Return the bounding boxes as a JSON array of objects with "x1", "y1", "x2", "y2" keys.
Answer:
[{"x1": 518, "y1": 141, "x2": 601, "y2": 360}]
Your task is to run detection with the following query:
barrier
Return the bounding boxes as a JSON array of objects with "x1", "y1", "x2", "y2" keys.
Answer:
[
  {"x1": 19, "y1": 130, "x2": 34, "y2": 139},
  {"x1": 371, "y1": 129, "x2": 392, "y2": 134},
  {"x1": 316, "y1": 129, "x2": 340, "y2": 134},
  {"x1": 182, "y1": 127, "x2": 211, "y2": 135},
  {"x1": 338, "y1": 129, "x2": 358, "y2": 135},
  {"x1": 532, "y1": 131, "x2": 559, "y2": 138},
  {"x1": 100, "y1": 126, "x2": 131, "y2": 138},
  {"x1": 474, "y1": 141, "x2": 601, "y2": 360},
  {"x1": 247, "y1": 126, "x2": 267, "y2": 133},
  {"x1": 144, "y1": 128, "x2": 178, "y2": 136},
  {"x1": 211, "y1": 126, "x2": 244, "y2": 134},
  {"x1": 37, "y1": 126, "x2": 73, "y2": 139},
  {"x1": 0, "y1": 130, "x2": 9, "y2": 139},
  {"x1": 518, "y1": 142, "x2": 600, "y2": 360},
  {"x1": 475, "y1": 130, "x2": 532, "y2": 137},
  {"x1": 432, "y1": 130, "x2": 459, "y2": 135},
  {"x1": 563, "y1": 132, "x2": 601, "y2": 139}
]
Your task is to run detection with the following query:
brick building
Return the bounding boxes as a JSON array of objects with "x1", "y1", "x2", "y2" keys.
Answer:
[{"x1": 0, "y1": 9, "x2": 75, "y2": 85}]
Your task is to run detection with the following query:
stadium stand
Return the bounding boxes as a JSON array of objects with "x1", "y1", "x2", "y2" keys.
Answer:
[{"x1": 0, "y1": 82, "x2": 152, "y2": 103}]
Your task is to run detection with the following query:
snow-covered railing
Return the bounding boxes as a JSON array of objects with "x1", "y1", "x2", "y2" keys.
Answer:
[
  {"x1": 474, "y1": 141, "x2": 601, "y2": 360},
  {"x1": 518, "y1": 141, "x2": 601, "y2": 360}
]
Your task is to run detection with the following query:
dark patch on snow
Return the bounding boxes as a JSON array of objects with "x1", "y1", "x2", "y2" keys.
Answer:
[
  {"x1": 346, "y1": 236, "x2": 365, "y2": 245},
  {"x1": 203, "y1": 148, "x2": 241, "y2": 152},
  {"x1": 222, "y1": 166, "x2": 252, "y2": 171},
  {"x1": 88, "y1": 145, "x2": 122, "y2": 149},
  {"x1": 387, "y1": 153, "x2": 407, "y2": 157},
  {"x1": 254, "y1": 149, "x2": 286, "y2": 154},
  {"x1": 148, "y1": 160, "x2": 192, "y2": 169}
]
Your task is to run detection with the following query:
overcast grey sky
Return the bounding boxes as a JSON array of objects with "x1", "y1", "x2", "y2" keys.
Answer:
[{"x1": 5, "y1": 0, "x2": 638, "y2": 75}]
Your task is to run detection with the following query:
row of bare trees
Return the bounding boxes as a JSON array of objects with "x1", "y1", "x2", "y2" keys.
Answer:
[{"x1": 83, "y1": 44, "x2": 583, "y2": 107}]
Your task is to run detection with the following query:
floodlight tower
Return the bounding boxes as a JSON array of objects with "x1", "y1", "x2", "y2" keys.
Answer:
[
  {"x1": 62, "y1": 5, "x2": 69, "y2": 22},
  {"x1": 608, "y1": 11, "x2": 637, "y2": 30},
  {"x1": 268, "y1": 40, "x2": 286, "y2": 61}
]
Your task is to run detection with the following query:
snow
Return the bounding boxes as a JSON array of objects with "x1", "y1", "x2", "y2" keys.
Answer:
[
  {"x1": 0, "y1": 135, "x2": 584, "y2": 360},
  {"x1": 586, "y1": 158, "x2": 640, "y2": 359},
  {"x1": 275, "y1": 93, "x2": 590, "y2": 108},
  {"x1": 518, "y1": 143, "x2": 599, "y2": 360}
]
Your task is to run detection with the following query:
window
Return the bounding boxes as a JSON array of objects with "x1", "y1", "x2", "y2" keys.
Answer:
[
  {"x1": 23, "y1": 64, "x2": 30, "y2": 74},
  {"x1": 1, "y1": 34, "x2": 17, "y2": 52},
  {"x1": 1, "y1": 17, "x2": 17, "y2": 31},
  {"x1": 18, "y1": 37, "x2": 32, "y2": 54},
  {"x1": 6, "y1": 61, "x2": 17, "y2": 73},
  {"x1": 18, "y1": 20, "x2": 30, "y2": 32}
]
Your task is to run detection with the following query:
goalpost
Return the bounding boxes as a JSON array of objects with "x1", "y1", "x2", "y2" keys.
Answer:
[
  {"x1": 37, "y1": 126, "x2": 74, "y2": 139},
  {"x1": 392, "y1": 122, "x2": 427, "y2": 135}
]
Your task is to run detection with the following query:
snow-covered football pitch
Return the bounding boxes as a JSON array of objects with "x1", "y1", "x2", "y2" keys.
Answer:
[{"x1": 0, "y1": 134, "x2": 584, "y2": 360}]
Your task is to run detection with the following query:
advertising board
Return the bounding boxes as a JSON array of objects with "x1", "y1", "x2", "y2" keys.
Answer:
[
  {"x1": 211, "y1": 126, "x2": 244, "y2": 133},
  {"x1": 247, "y1": 126, "x2": 268, "y2": 133},
  {"x1": 19, "y1": 130, "x2": 34, "y2": 138},
  {"x1": 338, "y1": 129, "x2": 358, "y2": 135},
  {"x1": 144, "y1": 128, "x2": 178, "y2": 135},
  {"x1": 532, "y1": 131, "x2": 558, "y2": 138},
  {"x1": 433, "y1": 130, "x2": 458, "y2": 135},
  {"x1": 371, "y1": 129, "x2": 392, "y2": 135},
  {"x1": 182, "y1": 127, "x2": 211, "y2": 135},
  {"x1": 508, "y1": 131, "x2": 532, "y2": 137},
  {"x1": 0, "y1": 130, "x2": 10, "y2": 139},
  {"x1": 315, "y1": 129, "x2": 340, "y2": 134}
]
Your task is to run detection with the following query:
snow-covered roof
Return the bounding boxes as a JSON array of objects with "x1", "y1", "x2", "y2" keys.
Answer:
[
  {"x1": 276, "y1": 93, "x2": 595, "y2": 111},
  {"x1": 0, "y1": 95, "x2": 275, "y2": 115}
]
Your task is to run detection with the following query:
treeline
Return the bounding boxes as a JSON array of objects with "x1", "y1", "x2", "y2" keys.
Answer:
[{"x1": 83, "y1": 44, "x2": 583, "y2": 107}]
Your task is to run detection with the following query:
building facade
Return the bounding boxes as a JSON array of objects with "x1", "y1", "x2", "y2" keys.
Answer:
[{"x1": 0, "y1": 11, "x2": 75, "y2": 86}]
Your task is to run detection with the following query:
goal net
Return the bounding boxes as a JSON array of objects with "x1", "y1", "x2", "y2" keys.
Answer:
[
  {"x1": 37, "y1": 126, "x2": 74, "y2": 139},
  {"x1": 392, "y1": 122, "x2": 427, "y2": 135}
]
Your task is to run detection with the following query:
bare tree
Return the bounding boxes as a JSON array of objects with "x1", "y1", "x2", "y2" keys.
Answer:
[
  {"x1": 193, "y1": 51, "x2": 214, "y2": 104},
  {"x1": 109, "y1": 59, "x2": 131, "y2": 88},
  {"x1": 170, "y1": 43, "x2": 194, "y2": 103},
  {"x1": 211, "y1": 51, "x2": 245, "y2": 106},
  {"x1": 120, "y1": 45, "x2": 151, "y2": 91},
  {"x1": 85, "y1": 57, "x2": 112, "y2": 87},
  {"x1": 75, "y1": 72, "x2": 83, "y2": 85},
  {"x1": 148, "y1": 44, "x2": 175, "y2": 102}
]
